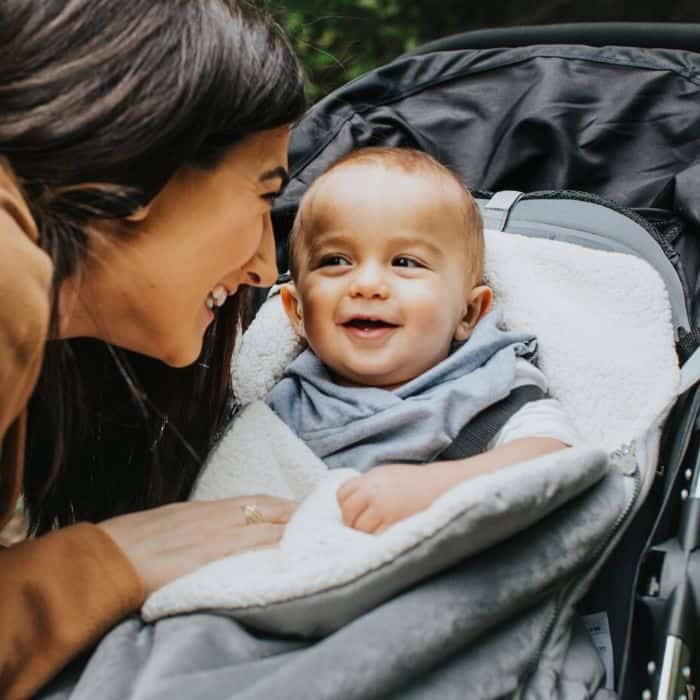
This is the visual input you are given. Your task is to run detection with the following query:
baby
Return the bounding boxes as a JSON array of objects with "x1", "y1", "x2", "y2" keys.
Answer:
[{"x1": 266, "y1": 147, "x2": 578, "y2": 533}]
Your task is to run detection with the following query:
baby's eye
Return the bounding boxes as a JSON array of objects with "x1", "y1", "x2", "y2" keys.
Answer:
[
  {"x1": 392, "y1": 256, "x2": 422, "y2": 268},
  {"x1": 319, "y1": 255, "x2": 351, "y2": 267}
]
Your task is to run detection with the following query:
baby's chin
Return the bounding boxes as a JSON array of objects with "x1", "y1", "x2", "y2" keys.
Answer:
[{"x1": 329, "y1": 367, "x2": 414, "y2": 391}]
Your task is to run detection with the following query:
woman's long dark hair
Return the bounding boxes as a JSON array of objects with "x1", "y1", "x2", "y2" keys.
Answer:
[{"x1": 0, "y1": 0, "x2": 306, "y2": 533}]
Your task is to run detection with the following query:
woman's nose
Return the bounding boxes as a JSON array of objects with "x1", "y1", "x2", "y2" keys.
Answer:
[
  {"x1": 348, "y1": 264, "x2": 389, "y2": 299},
  {"x1": 242, "y1": 212, "x2": 278, "y2": 288}
]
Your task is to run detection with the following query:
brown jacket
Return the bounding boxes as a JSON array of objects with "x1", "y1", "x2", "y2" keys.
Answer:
[{"x1": 0, "y1": 162, "x2": 144, "y2": 700}]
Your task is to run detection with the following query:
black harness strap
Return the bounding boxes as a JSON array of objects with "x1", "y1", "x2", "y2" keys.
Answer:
[{"x1": 438, "y1": 385, "x2": 547, "y2": 461}]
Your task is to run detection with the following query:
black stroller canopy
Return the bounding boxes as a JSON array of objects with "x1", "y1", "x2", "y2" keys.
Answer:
[
  {"x1": 407, "y1": 23, "x2": 700, "y2": 55},
  {"x1": 275, "y1": 42, "x2": 700, "y2": 241}
]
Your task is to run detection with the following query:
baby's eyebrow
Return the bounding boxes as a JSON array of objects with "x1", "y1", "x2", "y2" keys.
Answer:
[
  {"x1": 307, "y1": 233, "x2": 350, "y2": 257},
  {"x1": 306, "y1": 232, "x2": 444, "y2": 259},
  {"x1": 388, "y1": 235, "x2": 444, "y2": 257}
]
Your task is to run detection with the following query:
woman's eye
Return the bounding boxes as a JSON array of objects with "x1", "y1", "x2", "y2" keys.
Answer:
[
  {"x1": 392, "y1": 256, "x2": 421, "y2": 268},
  {"x1": 319, "y1": 255, "x2": 351, "y2": 267},
  {"x1": 262, "y1": 191, "x2": 280, "y2": 205}
]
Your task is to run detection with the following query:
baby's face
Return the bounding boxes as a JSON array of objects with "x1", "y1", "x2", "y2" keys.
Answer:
[{"x1": 289, "y1": 164, "x2": 479, "y2": 389}]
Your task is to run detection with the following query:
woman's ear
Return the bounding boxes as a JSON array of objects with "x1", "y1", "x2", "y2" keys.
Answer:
[
  {"x1": 125, "y1": 203, "x2": 152, "y2": 222},
  {"x1": 279, "y1": 283, "x2": 306, "y2": 339},
  {"x1": 454, "y1": 285, "x2": 493, "y2": 342}
]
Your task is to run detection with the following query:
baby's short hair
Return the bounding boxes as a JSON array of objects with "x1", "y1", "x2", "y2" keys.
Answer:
[{"x1": 288, "y1": 146, "x2": 484, "y2": 283}]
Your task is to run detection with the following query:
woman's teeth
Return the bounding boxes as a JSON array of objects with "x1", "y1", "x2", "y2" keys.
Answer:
[{"x1": 206, "y1": 284, "x2": 228, "y2": 309}]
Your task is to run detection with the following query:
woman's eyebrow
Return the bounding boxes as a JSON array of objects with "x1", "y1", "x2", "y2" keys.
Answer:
[{"x1": 259, "y1": 166, "x2": 290, "y2": 188}]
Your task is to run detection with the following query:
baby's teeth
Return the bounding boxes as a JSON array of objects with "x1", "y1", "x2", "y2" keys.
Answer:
[{"x1": 205, "y1": 295, "x2": 215, "y2": 310}]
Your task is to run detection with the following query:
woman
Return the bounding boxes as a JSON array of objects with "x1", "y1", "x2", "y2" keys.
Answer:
[{"x1": 0, "y1": 1, "x2": 306, "y2": 698}]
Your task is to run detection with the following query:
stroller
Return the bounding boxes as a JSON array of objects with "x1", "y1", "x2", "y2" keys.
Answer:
[
  {"x1": 266, "y1": 22, "x2": 700, "y2": 700},
  {"x1": 42, "y1": 23, "x2": 700, "y2": 700}
]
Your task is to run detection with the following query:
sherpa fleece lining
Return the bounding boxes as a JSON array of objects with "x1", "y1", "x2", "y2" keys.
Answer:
[{"x1": 142, "y1": 229, "x2": 679, "y2": 625}]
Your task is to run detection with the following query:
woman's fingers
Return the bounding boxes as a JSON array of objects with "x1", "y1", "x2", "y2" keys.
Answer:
[
  {"x1": 224, "y1": 523, "x2": 286, "y2": 554},
  {"x1": 228, "y1": 494, "x2": 297, "y2": 525},
  {"x1": 171, "y1": 523, "x2": 286, "y2": 579},
  {"x1": 98, "y1": 498, "x2": 296, "y2": 596}
]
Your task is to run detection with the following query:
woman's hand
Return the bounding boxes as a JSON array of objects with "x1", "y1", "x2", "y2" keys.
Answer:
[{"x1": 98, "y1": 495, "x2": 296, "y2": 596}]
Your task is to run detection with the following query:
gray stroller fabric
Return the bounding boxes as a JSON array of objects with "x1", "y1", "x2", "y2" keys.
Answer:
[{"x1": 39, "y1": 453, "x2": 628, "y2": 700}]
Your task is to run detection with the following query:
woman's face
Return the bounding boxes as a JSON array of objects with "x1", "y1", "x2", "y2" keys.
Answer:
[{"x1": 60, "y1": 126, "x2": 289, "y2": 366}]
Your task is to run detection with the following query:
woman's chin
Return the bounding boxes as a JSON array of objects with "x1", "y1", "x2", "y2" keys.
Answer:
[{"x1": 157, "y1": 336, "x2": 205, "y2": 368}]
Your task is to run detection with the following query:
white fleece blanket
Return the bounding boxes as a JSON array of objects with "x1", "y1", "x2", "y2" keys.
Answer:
[{"x1": 142, "y1": 229, "x2": 680, "y2": 621}]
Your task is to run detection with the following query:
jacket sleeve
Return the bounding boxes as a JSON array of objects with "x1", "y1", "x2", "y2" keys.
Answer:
[
  {"x1": 0, "y1": 162, "x2": 146, "y2": 699},
  {"x1": 0, "y1": 524, "x2": 145, "y2": 700}
]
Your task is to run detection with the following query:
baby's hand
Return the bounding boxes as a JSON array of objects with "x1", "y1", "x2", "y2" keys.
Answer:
[{"x1": 336, "y1": 464, "x2": 442, "y2": 534}]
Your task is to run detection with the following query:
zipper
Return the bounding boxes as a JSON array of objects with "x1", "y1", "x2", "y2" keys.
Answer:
[{"x1": 519, "y1": 441, "x2": 643, "y2": 696}]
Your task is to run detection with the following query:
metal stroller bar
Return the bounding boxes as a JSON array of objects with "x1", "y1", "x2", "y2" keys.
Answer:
[
  {"x1": 655, "y1": 635, "x2": 691, "y2": 700},
  {"x1": 639, "y1": 374, "x2": 700, "y2": 700},
  {"x1": 651, "y1": 461, "x2": 700, "y2": 700}
]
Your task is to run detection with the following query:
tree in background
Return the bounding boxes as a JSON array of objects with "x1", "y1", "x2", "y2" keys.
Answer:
[{"x1": 267, "y1": 0, "x2": 700, "y2": 99}]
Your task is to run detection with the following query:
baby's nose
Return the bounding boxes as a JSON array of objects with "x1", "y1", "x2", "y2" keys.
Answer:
[{"x1": 348, "y1": 265, "x2": 389, "y2": 299}]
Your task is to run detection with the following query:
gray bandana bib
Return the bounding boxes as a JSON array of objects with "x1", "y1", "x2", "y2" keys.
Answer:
[{"x1": 265, "y1": 311, "x2": 536, "y2": 473}]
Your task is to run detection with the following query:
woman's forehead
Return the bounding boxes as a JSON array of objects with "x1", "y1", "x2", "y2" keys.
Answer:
[{"x1": 224, "y1": 126, "x2": 291, "y2": 178}]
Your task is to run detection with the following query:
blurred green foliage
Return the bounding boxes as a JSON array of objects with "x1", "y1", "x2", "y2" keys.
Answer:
[{"x1": 264, "y1": 0, "x2": 700, "y2": 100}]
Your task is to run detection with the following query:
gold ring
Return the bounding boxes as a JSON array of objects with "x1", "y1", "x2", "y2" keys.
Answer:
[{"x1": 241, "y1": 504, "x2": 264, "y2": 525}]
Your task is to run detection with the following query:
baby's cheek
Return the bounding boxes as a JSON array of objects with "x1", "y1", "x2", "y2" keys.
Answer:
[{"x1": 413, "y1": 294, "x2": 458, "y2": 334}]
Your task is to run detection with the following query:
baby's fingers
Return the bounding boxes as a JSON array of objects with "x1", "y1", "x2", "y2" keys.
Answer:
[
  {"x1": 353, "y1": 508, "x2": 383, "y2": 535},
  {"x1": 339, "y1": 489, "x2": 370, "y2": 528},
  {"x1": 337, "y1": 476, "x2": 362, "y2": 505}
]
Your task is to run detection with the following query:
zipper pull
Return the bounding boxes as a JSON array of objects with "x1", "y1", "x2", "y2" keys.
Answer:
[{"x1": 610, "y1": 441, "x2": 638, "y2": 476}]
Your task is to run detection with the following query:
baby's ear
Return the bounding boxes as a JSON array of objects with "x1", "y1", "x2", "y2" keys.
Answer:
[
  {"x1": 454, "y1": 285, "x2": 493, "y2": 342},
  {"x1": 279, "y1": 283, "x2": 306, "y2": 339}
]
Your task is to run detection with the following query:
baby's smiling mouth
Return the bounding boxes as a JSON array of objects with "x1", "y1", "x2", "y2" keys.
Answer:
[
  {"x1": 344, "y1": 318, "x2": 396, "y2": 329},
  {"x1": 342, "y1": 316, "x2": 399, "y2": 334}
]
